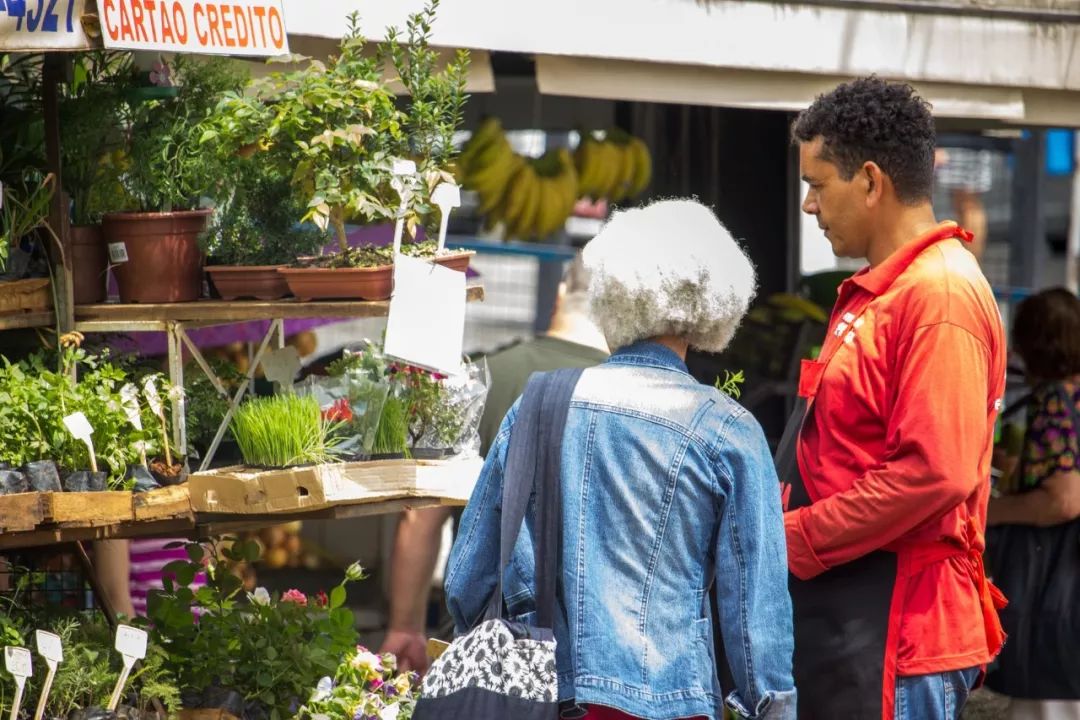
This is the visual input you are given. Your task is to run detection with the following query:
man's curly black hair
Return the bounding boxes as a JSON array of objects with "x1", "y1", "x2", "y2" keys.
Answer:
[{"x1": 793, "y1": 76, "x2": 935, "y2": 205}]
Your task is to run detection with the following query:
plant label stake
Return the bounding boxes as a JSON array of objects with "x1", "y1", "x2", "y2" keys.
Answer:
[
  {"x1": 62, "y1": 412, "x2": 97, "y2": 473},
  {"x1": 107, "y1": 625, "x2": 147, "y2": 712},
  {"x1": 143, "y1": 377, "x2": 171, "y2": 467},
  {"x1": 33, "y1": 631, "x2": 63, "y2": 720},
  {"x1": 4, "y1": 646, "x2": 31, "y2": 720},
  {"x1": 261, "y1": 347, "x2": 301, "y2": 391},
  {"x1": 120, "y1": 384, "x2": 148, "y2": 467},
  {"x1": 431, "y1": 182, "x2": 461, "y2": 253},
  {"x1": 390, "y1": 159, "x2": 417, "y2": 257}
]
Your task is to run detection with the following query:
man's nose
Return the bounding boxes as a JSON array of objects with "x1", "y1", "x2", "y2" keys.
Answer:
[{"x1": 802, "y1": 193, "x2": 818, "y2": 216}]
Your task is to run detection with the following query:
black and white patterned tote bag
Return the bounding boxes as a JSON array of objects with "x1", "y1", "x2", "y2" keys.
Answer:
[{"x1": 414, "y1": 368, "x2": 582, "y2": 719}]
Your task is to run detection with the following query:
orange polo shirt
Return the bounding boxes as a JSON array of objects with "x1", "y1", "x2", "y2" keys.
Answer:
[{"x1": 785, "y1": 222, "x2": 1007, "y2": 675}]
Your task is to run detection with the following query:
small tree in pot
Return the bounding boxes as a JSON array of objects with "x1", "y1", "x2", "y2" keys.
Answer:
[{"x1": 105, "y1": 56, "x2": 247, "y2": 304}]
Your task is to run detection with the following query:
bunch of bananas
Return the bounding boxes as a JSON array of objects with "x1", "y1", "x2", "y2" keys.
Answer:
[
  {"x1": 457, "y1": 118, "x2": 579, "y2": 240},
  {"x1": 575, "y1": 129, "x2": 652, "y2": 202}
]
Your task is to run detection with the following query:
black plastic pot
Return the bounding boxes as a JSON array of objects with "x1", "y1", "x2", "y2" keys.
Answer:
[
  {"x1": 150, "y1": 461, "x2": 189, "y2": 487},
  {"x1": 200, "y1": 687, "x2": 246, "y2": 718},
  {"x1": 410, "y1": 447, "x2": 453, "y2": 460},
  {"x1": 22, "y1": 460, "x2": 61, "y2": 492},
  {"x1": 0, "y1": 470, "x2": 29, "y2": 495},
  {"x1": 369, "y1": 452, "x2": 408, "y2": 461},
  {"x1": 62, "y1": 470, "x2": 108, "y2": 492},
  {"x1": 126, "y1": 466, "x2": 160, "y2": 492},
  {"x1": 68, "y1": 707, "x2": 118, "y2": 720}
]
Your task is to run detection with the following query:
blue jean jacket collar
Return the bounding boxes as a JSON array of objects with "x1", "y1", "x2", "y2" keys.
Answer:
[{"x1": 608, "y1": 340, "x2": 690, "y2": 375}]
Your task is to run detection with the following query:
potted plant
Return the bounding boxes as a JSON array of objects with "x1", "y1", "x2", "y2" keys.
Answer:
[
  {"x1": 203, "y1": 1, "x2": 471, "y2": 301},
  {"x1": 59, "y1": 51, "x2": 135, "y2": 305},
  {"x1": 231, "y1": 393, "x2": 345, "y2": 468},
  {"x1": 202, "y1": 162, "x2": 326, "y2": 301},
  {"x1": 0, "y1": 170, "x2": 57, "y2": 318},
  {"x1": 298, "y1": 645, "x2": 420, "y2": 720},
  {"x1": 104, "y1": 56, "x2": 247, "y2": 304},
  {"x1": 147, "y1": 538, "x2": 363, "y2": 720}
]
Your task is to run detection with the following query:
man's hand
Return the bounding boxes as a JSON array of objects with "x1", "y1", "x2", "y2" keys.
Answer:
[{"x1": 380, "y1": 629, "x2": 430, "y2": 675}]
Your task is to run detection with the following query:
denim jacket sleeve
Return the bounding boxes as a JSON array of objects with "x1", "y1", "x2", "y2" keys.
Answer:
[
  {"x1": 713, "y1": 409, "x2": 797, "y2": 720},
  {"x1": 444, "y1": 402, "x2": 518, "y2": 633}
]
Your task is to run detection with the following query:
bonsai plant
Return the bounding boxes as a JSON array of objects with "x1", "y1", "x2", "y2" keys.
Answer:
[
  {"x1": 202, "y1": 161, "x2": 327, "y2": 300},
  {"x1": 202, "y1": 0, "x2": 470, "y2": 300},
  {"x1": 59, "y1": 51, "x2": 136, "y2": 305},
  {"x1": 147, "y1": 538, "x2": 363, "y2": 720},
  {"x1": 104, "y1": 55, "x2": 248, "y2": 303}
]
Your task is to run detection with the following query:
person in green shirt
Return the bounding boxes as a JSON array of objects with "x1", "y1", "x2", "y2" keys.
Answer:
[{"x1": 379, "y1": 253, "x2": 608, "y2": 672}]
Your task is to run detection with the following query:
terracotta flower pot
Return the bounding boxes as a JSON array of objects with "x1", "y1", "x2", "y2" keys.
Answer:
[
  {"x1": 279, "y1": 265, "x2": 394, "y2": 301},
  {"x1": 70, "y1": 225, "x2": 108, "y2": 305},
  {"x1": 433, "y1": 250, "x2": 475, "y2": 273},
  {"x1": 205, "y1": 265, "x2": 290, "y2": 301},
  {"x1": 103, "y1": 209, "x2": 210, "y2": 303}
]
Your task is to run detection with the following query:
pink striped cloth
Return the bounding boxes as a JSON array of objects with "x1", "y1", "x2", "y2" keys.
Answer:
[{"x1": 129, "y1": 538, "x2": 207, "y2": 616}]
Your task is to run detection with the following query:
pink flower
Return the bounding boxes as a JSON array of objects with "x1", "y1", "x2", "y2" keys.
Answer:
[
  {"x1": 316, "y1": 590, "x2": 329, "y2": 607},
  {"x1": 281, "y1": 589, "x2": 308, "y2": 606},
  {"x1": 369, "y1": 678, "x2": 384, "y2": 691}
]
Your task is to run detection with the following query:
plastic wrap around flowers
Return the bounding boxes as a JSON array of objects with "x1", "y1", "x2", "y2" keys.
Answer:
[{"x1": 300, "y1": 645, "x2": 420, "y2": 720}]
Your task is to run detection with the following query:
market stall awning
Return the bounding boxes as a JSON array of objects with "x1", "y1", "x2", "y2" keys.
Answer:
[{"x1": 284, "y1": 0, "x2": 1080, "y2": 124}]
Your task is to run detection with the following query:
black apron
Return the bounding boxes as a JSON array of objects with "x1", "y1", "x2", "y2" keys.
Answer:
[{"x1": 776, "y1": 288, "x2": 1005, "y2": 720}]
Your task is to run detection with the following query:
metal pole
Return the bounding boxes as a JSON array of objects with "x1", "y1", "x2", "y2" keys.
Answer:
[{"x1": 1066, "y1": 131, "x2": 1080, "y2": 295}]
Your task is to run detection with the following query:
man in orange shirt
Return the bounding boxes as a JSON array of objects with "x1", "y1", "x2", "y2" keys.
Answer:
[{"x1": 782, "y1": 77, "x2": 1008, "y2": 720}]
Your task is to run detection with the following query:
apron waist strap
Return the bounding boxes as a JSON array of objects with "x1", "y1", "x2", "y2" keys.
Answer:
[{"x1": 904, "y1": 519, "x2": 1009, "y2": 659}]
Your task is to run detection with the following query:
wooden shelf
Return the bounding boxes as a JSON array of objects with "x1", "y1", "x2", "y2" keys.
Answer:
[
  {"x1": 0, "y1": 458, "x2": 480, "y2": 551},
  {"x1": 0, "y1": 311, "x2": 55, "y2": 332},
  {"x1": 73, "y1": 286, "x2": 485, "y2": 331}
]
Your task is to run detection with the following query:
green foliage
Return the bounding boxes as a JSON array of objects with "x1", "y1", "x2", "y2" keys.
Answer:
[
  {"x1": 147, "y1": 538, "x2": 362, "y2": 720},
  {"x1": 202, "y1": 0, "x2": 468, "y2": 254},
  {"x1": 0, "y1": 344, "x2": 161, "y2": 485},
  {"x1": 184, "y1": 357, "x2": 245, "y2": 454},
  {"x1": 298, "y1": 646, "x2": 420, "y2": 720},
  {"x1": 231, "y1": 393, "x2": 344, "y2": 467},
  {"x1": 372, "y1": 393, "x2": 410, "y2": 457},
  {"x1": 715, "y1": 369, "x2": 745, "y2": 400},
  {"x1": 122, "y1": 56, "x2": 248, "y2": 212},
  {"x1": 204, "y1": 161, "x2": 327, "y2": 266},
  {"x1": 60, "y1": 51, "x2": 136, "y2": 225},
  {"x1": 0, "y1": 169, "x2": 54, "y2": 271}
]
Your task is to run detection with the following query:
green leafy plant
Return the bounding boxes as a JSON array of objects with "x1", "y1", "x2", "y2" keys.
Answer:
[
  {"x1": 715, "y1": 369, "x2": 746, "y2": 399},
  {"x1": 147, "y1": 538, "x2": 363, "y2": 720},
  {"x1": 0, "y1": 339, "x2": 161, "y2": 485},
  {"x1": 122, "y1": 56, "x2": 248, "y2": 212},
  {"x1": 372, "y1": 393, "x2": 410, "y2": 457},
  {"x1": 203, "y1": 160, "x2": 326, "y2": 266},
  {"x1": 184, "y1": 357, "x2": 245, "y2": 454},
  {"x1": 231, "y1": 393, "x2": 344, "y2": 467},
  {"x1": 0, "y1": 170, "x2": 55, "y2": 272},
  {"x1": 60, "y1": 51, "x2": 136, "y2": 225},
  {"x1": 202, "y1": 0, "x2": 468, "y2": 261}
]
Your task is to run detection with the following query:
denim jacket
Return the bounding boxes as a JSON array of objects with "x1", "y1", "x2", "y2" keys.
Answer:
[{"x1": 445, "y1": 342, "x2": 796, "y2": 720}]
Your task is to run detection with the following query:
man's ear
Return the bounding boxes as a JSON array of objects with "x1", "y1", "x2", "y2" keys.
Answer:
[{"x1": 863, "y1": 161, "x2": 886, "y2": 208}]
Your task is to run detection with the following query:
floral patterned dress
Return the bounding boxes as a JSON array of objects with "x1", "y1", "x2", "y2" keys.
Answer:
[{"x1": 1020, "y1": 381, "x2": 1080, "y2": 491}]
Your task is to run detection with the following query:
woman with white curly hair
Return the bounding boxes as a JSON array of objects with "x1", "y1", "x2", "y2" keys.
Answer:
[{"x1": 445, "y1": 199, "x2": 796, "y2": 720}]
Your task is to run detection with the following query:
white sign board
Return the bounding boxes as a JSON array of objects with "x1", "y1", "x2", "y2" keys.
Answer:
[
  {"x1": 100, "y1": 0, "x2": 289, "y2": 56},
  {"x1": 3, "y1": 647, "x2": 30, "y2": 678},
  {"x1": 383, "y1": 255, "x2": 465, "y2": 376},
  {"x1": 34, "y1": 631, "x2": 62, "y2": 664},
  {"x1": 0, "y1": 0, "x2": 94, "y2": 51},
  {"x1": 114, "y1": 625, "x2": 147, "y2": 660}
]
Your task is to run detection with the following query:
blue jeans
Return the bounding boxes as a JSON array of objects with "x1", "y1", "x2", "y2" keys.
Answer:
[{"x1": 895, "y1": 667, "x2": 981, "y2": 720}]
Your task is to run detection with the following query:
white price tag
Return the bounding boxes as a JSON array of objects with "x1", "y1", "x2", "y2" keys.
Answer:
[
  {"x1": 114, "y1": 625, "x2": 147, "y2": 660},
  {"x1": 108, "y1": 242, "x2": 129, "y2": 264},
  {"x1": 62, "y1": 412, "x2": 93, "y2": 441},
  {"x1": 34, "y1": 631, "x2": 62, "y2": 664},
  {"x1": 4, "y1": 647, "x2": 31, "y2": 678},
  {"x1": 143, "y1": 377, "x2": 163, "y2": 416},
  {"x1": 383, "y1": 255, "x2": 466, "y2": 376},
  {"x1": 120, "y1": 384, "x2": 143, "y2": 430},
  {"x1": 431, "y1": 183, "x2": 462, "y2": 252}
]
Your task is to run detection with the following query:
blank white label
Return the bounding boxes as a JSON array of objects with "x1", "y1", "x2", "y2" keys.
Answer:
[
  {"x1": 4, "y1": 647, "x2": 31, "y2": 678},
  {"x1": 114, "y1": 626, "x2": 147, "y2": 660},
  {"x1": 35, "y1": 631, "x2": 62, "y2": 663},
  {"x1": 108, "y1": 243, "x2": 129, "y2": 264},
  {"x1": 62, "y1": 412, "x2": 94, "y2": 441}
]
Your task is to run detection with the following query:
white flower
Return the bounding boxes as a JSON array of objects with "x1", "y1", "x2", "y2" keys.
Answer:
[
  {"x1": 379, "y1": 703, "x2": 401, "y2": 720},
  {"x1": 312, "y1": 676, "x2": 333, "y2": 702},
  {"x1": 249, "y1": 587, "x2": 271, "y2": 606},
  {"x1": 350, "y1": 649, "x2": 383, "y2": 674}
]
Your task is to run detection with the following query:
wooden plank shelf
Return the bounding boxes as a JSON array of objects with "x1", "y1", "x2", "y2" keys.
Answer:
[{"x1": 0, "y1": 311, "x2": 55, "y2": 332}]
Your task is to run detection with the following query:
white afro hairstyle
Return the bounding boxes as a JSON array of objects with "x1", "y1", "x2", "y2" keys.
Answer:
[{"x1": 582, "y1": 199, "x2": 757, "y2": 354}]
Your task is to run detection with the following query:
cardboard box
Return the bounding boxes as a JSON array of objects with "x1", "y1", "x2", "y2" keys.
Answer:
[{"x1": 188, "y1": 458, "x2": 483, "y2": 515}]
